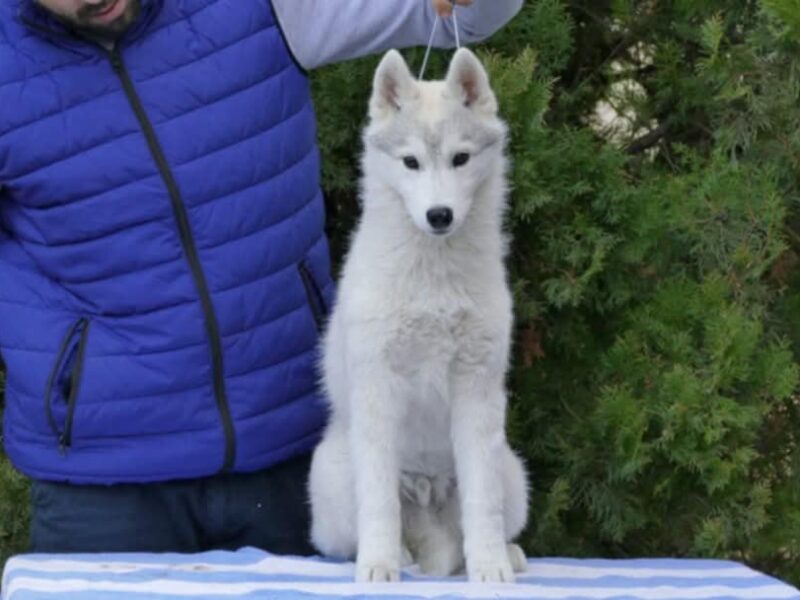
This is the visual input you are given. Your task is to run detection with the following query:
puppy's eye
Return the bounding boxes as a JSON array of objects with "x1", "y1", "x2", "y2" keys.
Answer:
[
  {"x1": 452, "y1": 152, "x2": 470, "y2": 168},
  {"x1": 403, "y1": 156, "x2": 420, "y2": 170}
]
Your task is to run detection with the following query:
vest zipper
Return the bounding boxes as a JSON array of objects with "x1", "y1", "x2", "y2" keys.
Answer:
[
  {"x1": 44, "y1": 317, "x2": 90, "y2": 453},
  {"x1": 108, "y1": 47, "x2": 236, "y2": 472},
  {"x1": 298, "y1": 262, "x2": 327, "y2": 332},
  {"x1": 60, "y1": 318, "x2": 90, "y2": 452}
]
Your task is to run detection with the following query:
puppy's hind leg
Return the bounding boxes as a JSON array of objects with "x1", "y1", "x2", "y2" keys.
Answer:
[
  {"x1": 413, "y1": 508, "x2": 464, "y2": 576},
  {"x1": 403, "y1": 477, "x2": 464, "y2": 576},
  {"x1": 308, "y1": 423, "x2": 357, "y2": 560}
]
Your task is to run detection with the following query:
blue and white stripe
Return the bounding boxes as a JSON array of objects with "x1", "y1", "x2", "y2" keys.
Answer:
[{"x1": 3, "y1": 549, "x2": 799, "y2": 600}]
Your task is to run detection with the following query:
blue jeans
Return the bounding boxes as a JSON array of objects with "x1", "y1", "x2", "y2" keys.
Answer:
[{"x1": 29, "y1": 453, "x2": 314, "y2": 555}]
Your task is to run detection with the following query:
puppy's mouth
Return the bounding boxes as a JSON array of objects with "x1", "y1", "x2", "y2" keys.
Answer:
[{"x1": 420, "y1": 223, "x2": 455, "y2": 238}]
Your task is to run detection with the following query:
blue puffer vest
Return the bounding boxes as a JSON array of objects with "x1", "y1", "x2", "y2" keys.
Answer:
[{"x1": 0, "y1": 0, "x2": 333, "y2": 483}]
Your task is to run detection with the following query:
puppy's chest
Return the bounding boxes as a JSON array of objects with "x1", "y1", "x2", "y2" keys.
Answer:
[
  {"x1": 383, "y1": 307, "x2": 482, "y2": 376},
  {"x1": 399, "y1": 368, "x2": 457, "y2": 476}
]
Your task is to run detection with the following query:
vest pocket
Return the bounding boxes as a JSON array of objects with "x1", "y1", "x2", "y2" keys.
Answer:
[
  {"x1": 297, "y1": 261, "x2": 328, "y2": 332},
  {"x1": 44, "y1": 317, "x2": 90, "y2": 453}
]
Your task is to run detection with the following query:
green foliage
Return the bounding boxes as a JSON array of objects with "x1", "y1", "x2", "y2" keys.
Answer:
[
  {"x1": 2, "y1": 0, "x2": 799, "y2": 586},
  {"x1": 0, "y1": 372, "x2": 30, "y2": 567},
  {"x1": 0, "y1": 456, "x2": 29, "y2": 567}
]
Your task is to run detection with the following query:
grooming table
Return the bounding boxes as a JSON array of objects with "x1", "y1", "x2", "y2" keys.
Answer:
[{"x1": 3, "y1": 547, "x2": 799, "y2": 599}]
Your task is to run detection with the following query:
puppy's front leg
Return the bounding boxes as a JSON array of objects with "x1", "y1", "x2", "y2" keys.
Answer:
[
  {"x1": 451, "y1": 375, "x2": 514, "y2": 583},
  {"x1": 349, "y1": 369, "x2": 405, "y2": 583}
]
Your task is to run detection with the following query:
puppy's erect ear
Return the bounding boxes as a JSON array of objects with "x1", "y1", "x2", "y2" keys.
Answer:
[
  {"x1": 445, "y1": 48, "x2": 497, "y2": 114},
  {"x1": 369, "y1": 50, "x2": 417, "y2": 121}
]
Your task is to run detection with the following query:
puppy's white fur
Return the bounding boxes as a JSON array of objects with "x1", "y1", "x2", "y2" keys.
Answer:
[{"x1": 309, "y1": 48, "x2": 529, "y2": 584}]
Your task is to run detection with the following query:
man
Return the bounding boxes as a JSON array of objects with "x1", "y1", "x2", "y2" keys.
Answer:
[{"x1": 0, "y1": 0, "x2": 522, "y2": 555}]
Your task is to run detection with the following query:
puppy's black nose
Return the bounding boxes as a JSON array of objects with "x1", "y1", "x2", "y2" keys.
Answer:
[{"x1": 426, "y1": 206, "x2": 453, "y2": 231}]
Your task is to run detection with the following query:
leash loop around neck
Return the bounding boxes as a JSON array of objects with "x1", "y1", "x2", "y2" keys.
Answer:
[{"x1": 418, "y1": 1, "x2": 462, "y2": 81}]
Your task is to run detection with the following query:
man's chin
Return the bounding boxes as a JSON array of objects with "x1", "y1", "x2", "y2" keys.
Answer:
[{"x1": 75, "y1": 0, "x2": 140, "y2": 38}]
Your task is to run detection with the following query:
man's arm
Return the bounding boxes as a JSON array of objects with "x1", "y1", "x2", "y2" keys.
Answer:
[{"x1": 270, "y1": 0, "x2": 523, "y2": 71}]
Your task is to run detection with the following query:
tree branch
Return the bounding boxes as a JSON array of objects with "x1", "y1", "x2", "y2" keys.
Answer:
[{"x1": 625, "y1": 121, "x2": 669, "y2": 155}]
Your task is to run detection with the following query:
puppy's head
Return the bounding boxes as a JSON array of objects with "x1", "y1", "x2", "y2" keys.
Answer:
[{"x1": 364, "y1": 48, "x2": 506, "y2": 238}]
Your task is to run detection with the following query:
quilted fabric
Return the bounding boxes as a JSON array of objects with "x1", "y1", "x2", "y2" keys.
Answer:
[{"x1": 0, "y1": 0, "x2": 332, "y2": 483}]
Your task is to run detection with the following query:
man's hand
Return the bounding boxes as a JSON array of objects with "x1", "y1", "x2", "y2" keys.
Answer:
[{"x1": 432, "y1": 0, "x2": 473, "y2": 17}]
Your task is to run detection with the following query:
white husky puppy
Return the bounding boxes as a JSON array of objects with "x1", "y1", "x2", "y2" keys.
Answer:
[{"x1": 308, "y1": 47, "x2": 529, "y2": 584}]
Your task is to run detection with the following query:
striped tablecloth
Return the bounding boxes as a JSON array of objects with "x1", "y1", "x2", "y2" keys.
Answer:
[{"x1": 3, "y1": 547, "x2": 799, "y2": 600}]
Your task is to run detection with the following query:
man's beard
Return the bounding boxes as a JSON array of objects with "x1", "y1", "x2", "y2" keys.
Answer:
[{"x1": 54, "y1": 0, "x2": 141, "y2": 40}]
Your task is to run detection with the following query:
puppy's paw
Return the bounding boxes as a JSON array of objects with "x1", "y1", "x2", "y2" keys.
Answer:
[
  {"x1": 467, "y1": 557, "x2": 515, "y2": 583},
  {"x1": 356, "y1": 560, "x2": 401, "y2": 583},
  {"x1": 507, "y1": 543, "x2": 527, "y2": 573}
]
